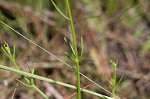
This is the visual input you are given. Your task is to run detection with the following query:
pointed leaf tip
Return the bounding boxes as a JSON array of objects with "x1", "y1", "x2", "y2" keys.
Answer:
[{"x1": 50, "y1": 0, "x2": 70, "y2": 20}]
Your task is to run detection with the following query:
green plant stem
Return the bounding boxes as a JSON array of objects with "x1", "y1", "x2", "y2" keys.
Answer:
[
  {"x1": 32, "y1": 85, "x2": 48, "y2": 99},
  {"x1": 110, "y1": 60, "x2": 118, "y2": 98},
  {"x1": 12, "y1": 60, "x2": 20, "y2": 70},
  {"x1": 0, "y1": 65, "x2": 113, "y2": 99},
  {"x1": 66, "y1": 0, "x2": 81, "y2": 99},
  {"x1": 76, "y1": 61, "x2": 81, "y2": 98}
]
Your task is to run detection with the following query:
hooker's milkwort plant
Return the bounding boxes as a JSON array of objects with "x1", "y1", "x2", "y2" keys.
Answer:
[{"x1": 0, "y1": 0, "x2": 121, "y2": 98}]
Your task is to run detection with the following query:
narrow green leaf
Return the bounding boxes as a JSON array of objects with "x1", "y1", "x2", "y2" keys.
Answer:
[
  {"x1": 16, "y1": 79, "x2": 32, "y2": 87},
  {"x1": 32, "y1": 68, "x2": 35, "y2": 74},
  {"x1": 13, "y1": 43, "x2": 16, "y2": 60},
  {"x1": 111, "y1": 78, "x2": 115, "y2": 86},
  {"x1": 69, "y1": 42, "x2": 76, "y2": 57},
  {"x1": 78, "y1": 56, "x2": 83, "y2": 62},
  {"x1": 65, "y1": 52, "x2": 75, "y2": 62},
  {"x1": 50, "y1": 0, "x2": 70, "y2": 20},
  {"x1": 64, "y1": 37, "x2": 76, "y2": 56},
  {"x1": 116, "y1": 74, "x2": 124, "y2": 88},
  {"x1": 80, "y1": 36, "x2": 84, "y2": 57}
]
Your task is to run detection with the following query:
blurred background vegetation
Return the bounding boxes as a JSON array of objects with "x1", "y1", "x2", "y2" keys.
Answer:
[{"x1": 0, "y1": 0, "x2": 150, "y2": 99}]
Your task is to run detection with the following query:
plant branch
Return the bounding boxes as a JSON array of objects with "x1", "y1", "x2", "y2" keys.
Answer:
[
  {"x1": 0, "y1": 65, "x2": 113, "y2": 99},
  {"x1": 66, "y1": 0, "x2": 81, "y2": 98}
]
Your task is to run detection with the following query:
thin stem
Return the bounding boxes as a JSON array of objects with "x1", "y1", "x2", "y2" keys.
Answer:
[
  {"x1": 11, "y1": 82, "x2": 19, "y2": 99},
  {"x1": 66, "y1": 0, "x2": 81, "y2": 98},
  {"x1": 76, "y1": 61, "x2": 81, "y2": 99},
  {"x1": 32, "y1": 85, "x2": 48, "y2": 99},
  {"x1": 16, "y1": 79, "x2": 31, "y2": 87},
  {"x1": 12, "y1": 60, "x2": 20, "y2": 70},
  {"x1": 0, "y1": 65, "x2": 113, "y2": 99}
]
